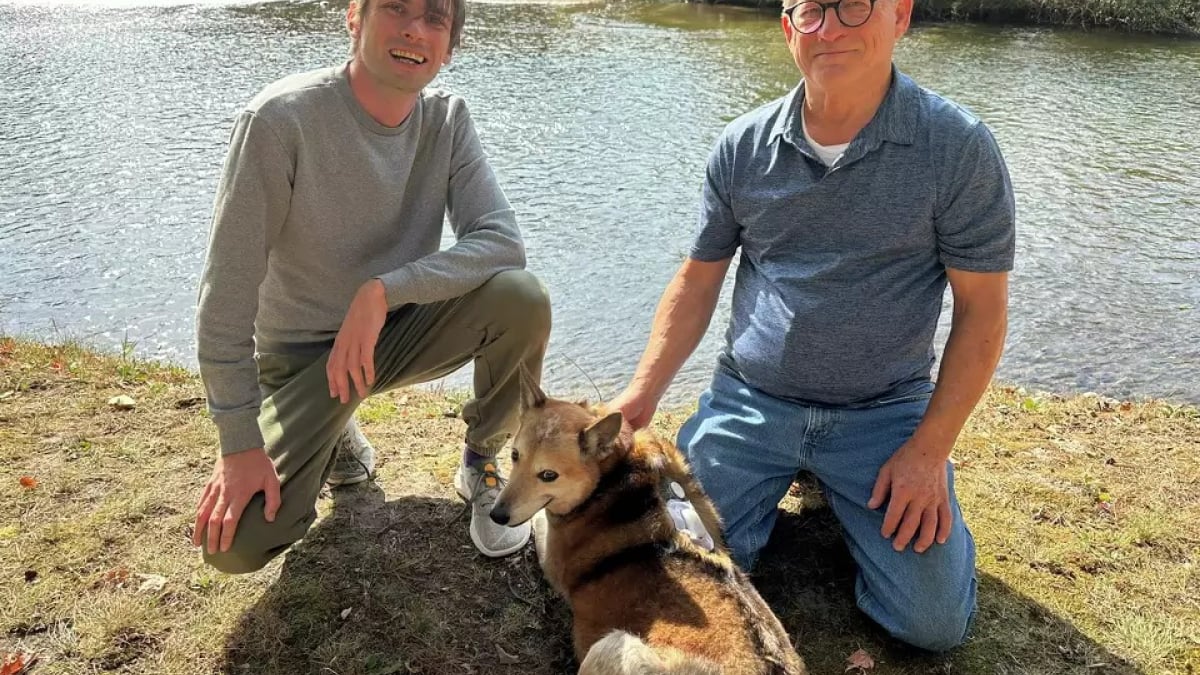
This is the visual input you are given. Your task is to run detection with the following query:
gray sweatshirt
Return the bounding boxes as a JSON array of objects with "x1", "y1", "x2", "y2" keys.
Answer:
[{"x1": 196, "y1": 63, "x2": 525, "y2": 455}]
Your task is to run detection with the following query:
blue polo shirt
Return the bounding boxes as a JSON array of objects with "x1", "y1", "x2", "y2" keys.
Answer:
[{"x1": 691, "y1": 68, "x2": 1016, "y2": 407}]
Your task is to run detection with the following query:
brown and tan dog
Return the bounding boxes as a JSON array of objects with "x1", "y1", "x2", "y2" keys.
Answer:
[{"x1": 489, "y1": 371, "x2": 806, "y2": 675}]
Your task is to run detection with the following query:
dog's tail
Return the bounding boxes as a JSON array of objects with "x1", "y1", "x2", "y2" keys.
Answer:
[{"x1": 578, "y1": 630, "x2": 722, "y2": 675}]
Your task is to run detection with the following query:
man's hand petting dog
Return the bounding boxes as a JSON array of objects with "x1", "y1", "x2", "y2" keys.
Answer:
[
  {"x1": 868, "y1": 439, "x2": 954, "y2": 554},
  {"x1": 609, "y1": 386, "x2": 658, "y2": 431},
  {"x1": 328, "y1": 278, "x2": 388, "y2": 404},
  {"x1": 193, "y1": 448, "x2": 281, "y2": 554}
]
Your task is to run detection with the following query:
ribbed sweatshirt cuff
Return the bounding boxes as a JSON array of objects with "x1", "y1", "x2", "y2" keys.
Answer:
[
  {"x1": 215, "y1": 409, "x2": 266, "y2": 456},
  {"x1": 377, "y1": 267, "x2": 415, "y2": 309}
]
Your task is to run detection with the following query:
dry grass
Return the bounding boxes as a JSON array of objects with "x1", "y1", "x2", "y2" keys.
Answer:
[{"x1": 1, "y1": 336, "x2": 1198, "y2": 674}]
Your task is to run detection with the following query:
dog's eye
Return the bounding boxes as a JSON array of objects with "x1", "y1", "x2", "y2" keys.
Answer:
[
  {"x1": 511, "y1": 449, "x2": 520, "y2": 462},
  {"x1": 537, "y1": 470, "x2": 558, "y2": 483}
]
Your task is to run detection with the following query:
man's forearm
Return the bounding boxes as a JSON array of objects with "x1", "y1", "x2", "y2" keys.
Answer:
[
  {"x1": 197, "y1": 110, "x2": 292, "y2": 455},
  {"x1": 628, "y1": 258, "x2": 731, "y2": 401},
  {"x1": 376, "y1": 216, "x2": 525, "y2": 309},
  {"x1": 911, "y1": 303, "x2": 1007, "y2": 460}
]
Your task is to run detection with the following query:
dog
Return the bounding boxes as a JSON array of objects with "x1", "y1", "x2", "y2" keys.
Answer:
[{"x1": 489, "y1": 370, "x2": 807, "y2": 674}]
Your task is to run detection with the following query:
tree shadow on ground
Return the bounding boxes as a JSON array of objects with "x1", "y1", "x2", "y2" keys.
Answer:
[
  {"x1": 222, "y1": 480, "x2": 1144, "y2": 675},
  {"x1": 221, "y1": 484, "x2": 573, "y2": 675}
]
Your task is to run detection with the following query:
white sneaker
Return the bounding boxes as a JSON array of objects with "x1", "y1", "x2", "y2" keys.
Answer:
[
  {"x1": 326, "y1": 419, "x2": 375, "y2": 487},
  {"x1": 454, "y1": 459, "x2": 531, "y2": 557}
]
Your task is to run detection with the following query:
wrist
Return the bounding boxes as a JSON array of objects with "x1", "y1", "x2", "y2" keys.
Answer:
[
  {"x1": 363, "y1": 278, "x2": 387, "y2": 309},
  {"x1": 627, "y1": 375, "x2": 665, "y2": 403},
  {"x1": 905, "y1": 428, "x2": 956, "y2": 463}
]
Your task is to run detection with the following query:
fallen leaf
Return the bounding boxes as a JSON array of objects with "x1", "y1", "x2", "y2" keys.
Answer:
[
  {"x1": 136, "y1": 573, "x2": 167, "y2": 594},
  {"x1": 99, "y1": 567, "x2": 131, "y2": 588},
  {"x1": 496, "y1": 644, "x2": 520, "y2": 665},
  {"x1": 845, "y1": 648, "x2": 875, "y2": 672},
  {"x1": 0, "y1": 391, "x2": 14, "y2": 401},
  {"x1": 0, "y1": 652, "x2": 36, "y2": 675},
  {"x1": 108, "y1": 395, "x2": 137, "y2": 410},
  {"x1": 18, "y1": 476, "x2": 37, "y2": 489}
]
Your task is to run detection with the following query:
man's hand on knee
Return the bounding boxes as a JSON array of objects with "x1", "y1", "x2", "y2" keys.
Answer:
[
  {"x1": 328, "y1": 279, "x2": 387, "y2": 404},
  {"x1": 193, "y1": 448, "x2": 282, "y2": 555},
  {"x1": 868, "y1": 440, "x2": 954, "y2": 554}
]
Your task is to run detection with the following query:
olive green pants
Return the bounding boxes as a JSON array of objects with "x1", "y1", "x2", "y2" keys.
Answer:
[{"x1": 204, "y1": 270, "x2": 551, "y2": 573}]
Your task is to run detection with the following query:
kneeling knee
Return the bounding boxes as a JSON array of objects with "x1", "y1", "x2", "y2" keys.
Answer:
[
  {"x1": 483, "y1": 270, "x2": 551, "y2": 334},
  {"x1": 899, "y1": 622, "x2": 969, "y2": 652},
  {"x1": 859, "y1": 587, "x2": 974, "y2": 652},
  {"x1": 888, "y1": 607, "x2": 972, "y2": 652}
]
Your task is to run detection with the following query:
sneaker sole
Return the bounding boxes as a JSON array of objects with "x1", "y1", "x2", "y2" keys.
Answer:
[
  {"x1": 454, "y1": 466, "x2": 530, "y2": 558},
  {"x1": 326, "y1": 472, "x2": 371, "y2": 488}
]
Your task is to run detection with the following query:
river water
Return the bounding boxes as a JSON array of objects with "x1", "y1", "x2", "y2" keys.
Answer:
[{"x1": 2, "y1": 0, "x2": 1198, "y2": 405}]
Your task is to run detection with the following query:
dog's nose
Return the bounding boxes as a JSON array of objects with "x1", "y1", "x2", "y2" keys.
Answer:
[{"x1": 490, "y1": 507, "x2": 510, "y2": 526}]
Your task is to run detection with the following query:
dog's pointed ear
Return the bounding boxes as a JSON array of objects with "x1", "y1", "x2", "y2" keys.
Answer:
[
  {"x1": 580, "y1": 411, "x2": 623, "y2": 458},
  {"x1": 519, "y1": 365, "x2": 547, "y2": 411}
]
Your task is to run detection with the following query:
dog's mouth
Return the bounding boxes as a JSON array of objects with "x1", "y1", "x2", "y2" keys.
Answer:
[
  {"x1": 508, "y1": 497, "x2": 553, "y2": 527},
  {"x1": 389, "y1": 49, "x2": 427, "y2": 65}
]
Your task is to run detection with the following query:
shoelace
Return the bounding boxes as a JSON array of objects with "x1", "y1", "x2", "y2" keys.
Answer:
[
  {"x1": 335, "y1": 432, "x2": 372, "y2": 479},
  {"x1": 469, "y1": 463, "x2": 507, "y2": 509}
]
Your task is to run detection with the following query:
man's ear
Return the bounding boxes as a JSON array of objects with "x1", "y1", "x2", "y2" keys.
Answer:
[
  {"x1": 519, "y1": 365, "x2": 547, "y2": 411},
  {"x1": 347, "y1": 2, "x2": 362, "y2": 41},
  {"x1": 891, "y1": 0, "x2": 914, "y2": 36},
  {"x1": 580, "y1": 412, "x2": 623, "y2": 458}
]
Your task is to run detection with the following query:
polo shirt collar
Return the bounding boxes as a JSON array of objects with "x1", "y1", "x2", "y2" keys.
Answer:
[{"x1": 769, "y1": 64, "x2": 920, "y2": 153}]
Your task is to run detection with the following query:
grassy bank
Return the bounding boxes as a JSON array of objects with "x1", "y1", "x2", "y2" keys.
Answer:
[
  {"x1": 910, "y1": 0, "x2": 1200, "y2": 36},
  {"x1": 1, "y1": 336, "x2": 1198, "y2": 674}
]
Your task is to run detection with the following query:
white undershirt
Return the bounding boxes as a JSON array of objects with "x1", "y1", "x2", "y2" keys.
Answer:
[{"x1": 801, "y1": 111, "x2": 851, "y2": 167}]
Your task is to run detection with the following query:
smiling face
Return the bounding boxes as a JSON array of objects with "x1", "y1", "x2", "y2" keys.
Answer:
[
  {"x1": 491, "y1": 401, "x2": 606, "y2": 526},
  {"x1": 782, "y1": 0, "x2": 912, "y2": 94},
  {"x1": 348, "y1": 0, "x2": 456, "y2": 98}
]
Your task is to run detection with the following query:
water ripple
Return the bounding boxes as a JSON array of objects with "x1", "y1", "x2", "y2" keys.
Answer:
[{"x1": 1, "y1": 1, "x2": 1198, "y2": 405}]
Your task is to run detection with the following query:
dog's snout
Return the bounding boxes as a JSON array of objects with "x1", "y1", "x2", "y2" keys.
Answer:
[{"x1": 490, "y1": 506, "x2": 511, "y2": 526}]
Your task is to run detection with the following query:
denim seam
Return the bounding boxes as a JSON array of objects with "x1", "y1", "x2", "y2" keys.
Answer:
[{"x1": 796, "y1": 407, "x2": 813, "y2": 465}]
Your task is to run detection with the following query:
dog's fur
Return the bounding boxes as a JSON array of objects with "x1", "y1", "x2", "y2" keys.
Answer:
[{"x1": 490, "y1": 371, "x2": 806, "y2": 675}]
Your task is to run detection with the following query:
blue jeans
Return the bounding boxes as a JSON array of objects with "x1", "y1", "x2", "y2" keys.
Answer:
[{"x1": 677, "y1": 364, "x2": 977, "y2": 652}]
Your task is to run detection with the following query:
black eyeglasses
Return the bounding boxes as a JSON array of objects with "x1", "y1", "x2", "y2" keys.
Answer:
[{"x1": 783, "y1": 0, "x2": 877, "y2": 34}]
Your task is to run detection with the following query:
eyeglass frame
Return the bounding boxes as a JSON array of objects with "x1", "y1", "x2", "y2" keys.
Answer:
[{"x1": 782, "y1": 0, "x2": 879, "y2": 34}]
